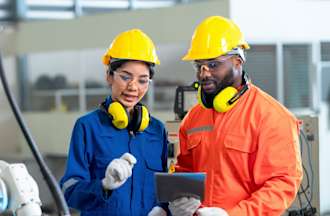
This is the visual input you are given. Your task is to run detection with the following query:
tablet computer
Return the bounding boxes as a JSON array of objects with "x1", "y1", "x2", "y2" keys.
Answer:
[{"x1": 154, "y1": 172, "x2": 206, "y2": 202}]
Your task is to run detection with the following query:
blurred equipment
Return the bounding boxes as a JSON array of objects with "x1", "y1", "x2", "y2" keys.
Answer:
[
  {"x1": 168, "y1": 160, "x2": 176, "y2": 174},
  {"x1": 286, "y1": 115, "x2": 319, "y2": 216},
  {"x1": 166, "y1": 120, "x2": 180, "y2": 165},
  {"x1": 166, "y1": 82, "x2": 199, "y2": 165},
  {"x1": 174, "y1": 81, "x2": 199, "y2": 120},
  {"x1": 0, "y1": 54, "x2": 70, "y2": 216},
  {"x1": 0, "y1": 161, "x2": 42, "y2": 216}
]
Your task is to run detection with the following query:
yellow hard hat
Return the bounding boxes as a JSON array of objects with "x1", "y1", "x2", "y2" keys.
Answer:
[
  {"x1": 102, "y1": 29, "x2": 160, "y2": 65},
  {"x1": 182, "y1": 16, "x2": 250, "y2": 61}
]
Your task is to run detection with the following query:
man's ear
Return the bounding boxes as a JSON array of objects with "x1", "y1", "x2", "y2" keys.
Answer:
[
  {"x1": 233, "y1": 56, "x2": 243, "y2": 71},
  {"x1": 234, "y1": 55, "x2": 243, "y2": 64}
]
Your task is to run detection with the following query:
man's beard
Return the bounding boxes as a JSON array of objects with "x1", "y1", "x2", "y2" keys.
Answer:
[{"x1": 200, "y1": 68, "x2": 235, "y2": 106}]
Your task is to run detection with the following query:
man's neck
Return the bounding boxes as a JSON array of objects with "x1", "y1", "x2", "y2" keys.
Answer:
[{"x1": 233, "y1": 70, "x2": 243, "y2": 89}]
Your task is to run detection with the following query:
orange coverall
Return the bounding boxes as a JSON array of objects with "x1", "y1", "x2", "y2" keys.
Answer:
[{"x1": 176, "y1": 84, "x2": 303, "y2": 216}]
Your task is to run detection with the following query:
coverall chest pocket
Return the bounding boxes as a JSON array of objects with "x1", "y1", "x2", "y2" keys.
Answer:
[
  {"x1": 187, "y1": 134, "x2": 202, "y2": 150},
  {"x1": 186, "y1": 133, "x2": 209, "y2": 169},
  {"x1": 93, "y1": 156, "x2": 112, "y2": 179},
  {"x1": 98, "y1": 133, "x2": 127, "y2": 156},
  {"x1": 142, "y1": 136, "x2": 163, "y2": 170},
  {"x1": 187, "y1": 133, "x2": 208, "y2": 154},
  {"x1": 224, "y1": 134, "x2": 257, "y2": 181}
]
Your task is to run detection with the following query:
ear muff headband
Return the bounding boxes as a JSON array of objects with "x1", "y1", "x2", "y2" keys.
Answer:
[
  {"x1": 227, "y1": 84, "x2": 249, "y2": 105},
  {"x1": 129, "y1": 105, "x2": 150, "y2": 132},
  {"x1": 129, "y1": 105, "x2": 141, "y2": 132}
]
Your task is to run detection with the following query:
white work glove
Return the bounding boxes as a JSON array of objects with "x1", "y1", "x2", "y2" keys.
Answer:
[
  {"x1": 147, "y1": 206, "x2": 167, "y2": 216},
  {"x1": 196, "y1": 207, "x2": 229, "y2": 216},
  {"x1": 169, "y1": 197, "x2": 201, "y2": 216},
  {"x1": 102, "y1": 153, "x2": 137, "y2": 190}
]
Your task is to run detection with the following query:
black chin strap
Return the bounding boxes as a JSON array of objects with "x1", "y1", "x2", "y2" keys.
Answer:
[{"x1": 228, "y1": 71, "x2": 249, "y2": 105}]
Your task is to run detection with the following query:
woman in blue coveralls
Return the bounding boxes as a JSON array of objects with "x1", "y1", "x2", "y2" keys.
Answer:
[{"x1": 60, "y1": 29, "x2": 169, "y2": 216}]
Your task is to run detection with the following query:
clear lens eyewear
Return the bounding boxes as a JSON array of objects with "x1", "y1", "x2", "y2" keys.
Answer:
[
  {"x1": 193, "y1": 56, "x2": 233, "y2": 72},
  {"x1": 115, "y1": 72, "x2": 151, "y2": 87}
]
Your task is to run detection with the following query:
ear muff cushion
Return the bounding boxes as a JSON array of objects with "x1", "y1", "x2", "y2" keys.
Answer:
[
  {"x1": 213, "y1": 86, "x2": 238, "y2": 113},
  {"x1": 108, "y1": 102, "x2": 129, "y2": 129},
  {"x1": 138, "y1": 105, "x2": 150, "y2": 132}
]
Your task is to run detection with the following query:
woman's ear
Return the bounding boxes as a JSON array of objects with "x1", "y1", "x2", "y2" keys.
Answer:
[{"x1": 106, "y1": 72, "x2": 113, "y2": 87}]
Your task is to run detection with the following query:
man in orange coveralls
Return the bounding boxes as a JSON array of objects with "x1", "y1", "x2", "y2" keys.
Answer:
[{"x1": 168, "y1": 16, "x2": 303, "y2": 216}]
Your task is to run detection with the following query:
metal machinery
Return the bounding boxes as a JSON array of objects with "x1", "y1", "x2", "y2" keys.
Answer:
[
  {"x1": 0, "y1": 55, "x2": 71, "y2": 215},
  {"x1": 166, "y1": 82, "x2": 199, "y2": 165},
  {"x1": 0, "y1": 161, "x2": 42, "y2": 216},
  {"x1": 286, "y1": 115, "x2": 319, "y2": 216}
]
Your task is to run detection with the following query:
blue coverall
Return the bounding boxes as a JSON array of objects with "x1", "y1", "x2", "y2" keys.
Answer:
[{"x1": 60, "y1": 97, "x2": 168, "y2": 216}]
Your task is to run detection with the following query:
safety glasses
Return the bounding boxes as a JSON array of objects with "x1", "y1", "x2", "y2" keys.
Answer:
[
  {"x1": 193, "y1": 55, "x2": 233, "y2": 72},
  {"x1": 114, "y1": 71, "x2": 151, "y2": 88}
]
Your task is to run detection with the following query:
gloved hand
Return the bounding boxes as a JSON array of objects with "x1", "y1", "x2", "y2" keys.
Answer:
[
  {"x1": 147, "y1": 206, "x2": 167, "y2": 216},
  {"x1": 196, "y1": 207, "x2": 229, "y2": 216},
  {"x1": 169, "y1": 197, "x2": 201, "y2": 216},
  {"x1": 102, "y1": 152, "x2": 137, "y2": 190}
]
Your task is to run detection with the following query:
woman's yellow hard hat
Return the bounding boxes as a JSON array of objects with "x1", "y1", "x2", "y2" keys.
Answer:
[{"x1": 102, "y1": 29, "x2": 160, "y2": 65}]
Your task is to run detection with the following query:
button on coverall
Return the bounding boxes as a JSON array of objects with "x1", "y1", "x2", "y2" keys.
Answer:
[
  {"x1": 176, "y1": 84, "x2": 303, "y2": 216},
  {"x1": 60, "y1": 97, "x2": 168, "y2": 216}
]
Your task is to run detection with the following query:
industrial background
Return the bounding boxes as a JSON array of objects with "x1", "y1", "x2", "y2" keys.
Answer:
[{"x1": 1, "y1": 0, "x2": 330, "y2": 215}]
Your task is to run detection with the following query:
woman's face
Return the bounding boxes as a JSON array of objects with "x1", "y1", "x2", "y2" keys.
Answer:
[{"x1": 107, "y1": 61, "x2": 150, "y2": 112}]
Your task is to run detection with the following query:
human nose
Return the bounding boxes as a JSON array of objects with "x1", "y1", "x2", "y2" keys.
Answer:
[
  {"x1": 127, "y1": 78, "x2": 139, "y2": 90},
  {"x1": 198, "y1": 65, "x2": 212, "y2": 79}
]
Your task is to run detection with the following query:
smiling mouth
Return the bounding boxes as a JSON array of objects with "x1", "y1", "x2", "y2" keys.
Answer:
[
  {"x1": 122, "y1": 93, "x2": 138, "y2": 102},
  {"x1": 201, "y1": 81, "x2": 216, "y2": 92}
]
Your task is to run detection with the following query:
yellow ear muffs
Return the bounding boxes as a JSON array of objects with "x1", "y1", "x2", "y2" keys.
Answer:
[
  {"x1": 129, "y1": 104, "x2": 150, "y2": 132},
  {"x1": 198, "y1": 71, "x2": 249, "y2": 113},
  {"x1": 213, "y1": 86, "x2": 239, "y2": 113},
  {"x1": 108, "y1": 101, "x2": 129, "y2": 129},
  {"x1": 138, "y1": 105, "x2": 150, "y2": 132}
]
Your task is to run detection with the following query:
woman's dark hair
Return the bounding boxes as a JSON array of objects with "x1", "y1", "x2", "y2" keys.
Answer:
[{"x1": 107, "y1": 59, "x2": 155, "y2": 79}]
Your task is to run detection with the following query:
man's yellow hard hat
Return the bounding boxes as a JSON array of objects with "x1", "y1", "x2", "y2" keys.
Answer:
[
  {"x1": 102, "y1": 29, "x2": 160, "y2": 65},
  {"x1": 182, "y1": 16, "x2": 250, "y2": 61}
]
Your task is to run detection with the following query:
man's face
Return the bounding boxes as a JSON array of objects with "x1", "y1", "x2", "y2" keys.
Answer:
[{"x1": 195, "y1": 55, "x2": 238, "y2": 94}]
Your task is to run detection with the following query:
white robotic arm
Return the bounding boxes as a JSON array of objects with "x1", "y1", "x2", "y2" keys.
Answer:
[{"x1": 0, "y1": 160, "x2": 42, "y2": 216}]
